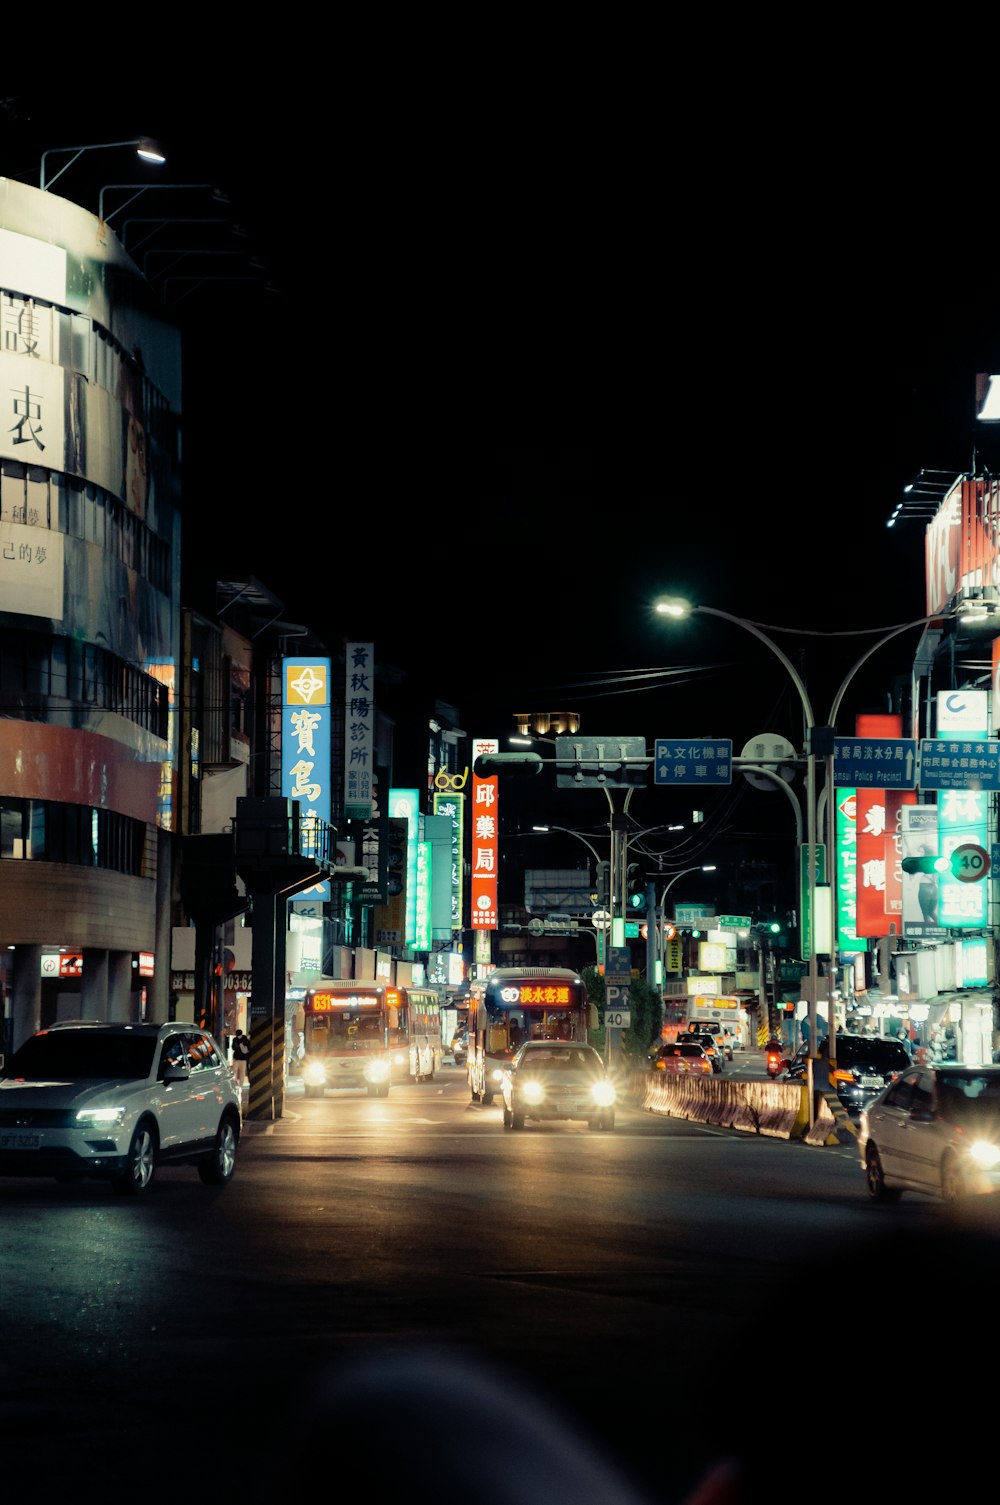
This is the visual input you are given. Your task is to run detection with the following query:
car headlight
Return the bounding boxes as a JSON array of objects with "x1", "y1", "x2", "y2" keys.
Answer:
[
  {"x1": 521, "y1": 1080, "x2": 545, "y2": 1105},
  {"x1": 365, "y1": 1059, "x2": 391, "y2": 1084},
  {"x1": 590, "y1": 1080, "x2": 616, "y2": 1108},
  {"x1": 490, "y1": 1067, "x2": 506, "y2": 1085},
  {"x1": 390, "y1": 1049, "x2": 408, "y2": 1067},
  {"x1": 75, "y1": 1106, "x2": 127, "y2": 1127},
  {"x1": 302, "y1": 1061, "x2": 326, "y2": 1086},
  {"x1": 967, "y1": 1139, "x2": 1000, "y2": 1171}
]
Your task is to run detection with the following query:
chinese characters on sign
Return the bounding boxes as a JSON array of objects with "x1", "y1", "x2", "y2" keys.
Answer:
[
  {"x1": 918, "y1": 739, "x2": 1000, "y2": 791},
  {"x1": 344, "y1": 642, "x2": 374, "y2": 818},
  {"x1": 832, "y1": 737, "x2": 917, "y2": 788},
  {"x1": 653, "y1": 739, "x2": 732, "y2": 785},
  {"x1": 471, "y1": 738, "x2": 499, "y2": 931},
  {"x1": 283, "y1": 657, "x2": 331, "y2": 902},
  {"x1": 433, "y1": 778, "x2": 466, "y2": 931}
]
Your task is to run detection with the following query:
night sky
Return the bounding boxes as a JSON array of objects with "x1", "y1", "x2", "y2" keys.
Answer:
[{"x1": 5, "y1": 72, "x2": 1000, "y2": 754}]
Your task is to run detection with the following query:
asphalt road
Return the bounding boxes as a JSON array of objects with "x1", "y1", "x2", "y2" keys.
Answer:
[{"x1": 3, "y1": 1058, "x2": 998, "y2": 1505}]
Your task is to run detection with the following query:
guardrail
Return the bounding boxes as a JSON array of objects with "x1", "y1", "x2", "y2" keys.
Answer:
[{"x1": 623, "y1": 1069, "x2": 844, "y2": 1144}]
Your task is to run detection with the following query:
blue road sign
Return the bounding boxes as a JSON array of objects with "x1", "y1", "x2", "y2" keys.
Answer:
[
  {"x1": 918, "y1": 739, "x2": 1000, "y2": 791},
  {"x1": 832, "y1": 737, "x2": 917, "y2": 788},
  {"x1": 654, "y1": 738, "x2": 732, "y2": 786}
]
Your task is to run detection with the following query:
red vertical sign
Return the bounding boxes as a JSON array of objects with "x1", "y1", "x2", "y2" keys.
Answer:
[
  {"x1": 853, "y1": 713, "x2": 914, "y2": 937},
  {"x1": 470, "y1": 737, "x2": 499, "y2": 931}
]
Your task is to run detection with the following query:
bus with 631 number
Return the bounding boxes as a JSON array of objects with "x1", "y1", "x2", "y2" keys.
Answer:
[{"x1": 300, "y1": 981, "x2": 442, "y2": 1097}]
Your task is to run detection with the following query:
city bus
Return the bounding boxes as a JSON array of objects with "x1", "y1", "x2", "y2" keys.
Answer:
[
  {"x1": 468, "y1": 967, "x2": 591, "y2": 1105},
  {"x1": 300, "y1": 981, "x2": 442, "y2": 1097}
]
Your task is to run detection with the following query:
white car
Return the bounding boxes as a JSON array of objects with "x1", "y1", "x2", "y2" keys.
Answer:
[
  {"x1": 501, "y1": 1041, "x2": 616, "y2": 1131},
  {"x1": 859, "y1": 1062, "x2": 1000, "y2": 1202},
  {"x1": 0, "y1": 1021, "x2": 242, "y2": 1196}
]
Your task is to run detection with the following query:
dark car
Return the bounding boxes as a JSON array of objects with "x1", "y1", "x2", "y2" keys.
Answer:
[
  {"x1": 785, "y1": 1033, "x2": 910, "y2": 1113},
  {"x1": 451, "y1": 1027, "x2": 468, "y2": 1066}
]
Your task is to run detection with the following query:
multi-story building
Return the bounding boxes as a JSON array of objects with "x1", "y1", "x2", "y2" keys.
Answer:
[{"x1": 0, "y1": 176, "x2": 182, "y2": 1052}]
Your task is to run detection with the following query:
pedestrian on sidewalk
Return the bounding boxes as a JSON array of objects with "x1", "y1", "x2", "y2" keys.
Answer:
[{"x1": 231, "y1": 1028, "x2": 250, "y2": 1086}]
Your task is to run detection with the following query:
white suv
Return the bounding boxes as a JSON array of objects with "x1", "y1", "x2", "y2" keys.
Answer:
[{"x1": 0, "y1": 1021, "x2": 242, "y2": 1195}]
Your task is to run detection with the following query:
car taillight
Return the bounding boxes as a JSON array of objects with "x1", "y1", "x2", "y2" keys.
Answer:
[{"x1": 830, "y1": 1068, "x2": 853, "y2": 1085}]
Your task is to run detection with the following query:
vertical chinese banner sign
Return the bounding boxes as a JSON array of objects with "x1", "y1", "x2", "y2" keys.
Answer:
[
  {"x1": 283, "y1": 657, "x2": 331, "y2": 902},
  {"x1": 344, "y1": 642, "x2": 374, "y2": 819},
  {"x1": 471, "y1": 738, "x2": 499, "y2": 968},
  {"x1": 433, "y1": 786, "x2": 465, "y2": 932}
]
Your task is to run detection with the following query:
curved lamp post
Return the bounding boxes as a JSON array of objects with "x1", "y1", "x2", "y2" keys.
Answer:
[
  {"x1": 655, "y1": 596, "x2": 956, "y2": 1085},
  {"x1": 655, "y1": 597, "x2": 822, "y2": 1055},
  {"x1": 530, "y1": 824, "x2": 608, "y2": 963},
  {"x1": 41, "y1": 138, "x2": 166, "y2": 193},
  {"x1": 655, "y1": 864, "x2": 716, "y2": 996}
]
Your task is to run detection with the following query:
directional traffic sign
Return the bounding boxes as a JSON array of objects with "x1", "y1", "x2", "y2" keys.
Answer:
[
  {"x1": 654, "y1": 739, "x2": 732, "y2": 786},
  {"x1": 918, "y1": 739, "x2": 1000, "y2": 791},
  {"x1": 832, "y1": 737, "x2": 917, "y2": 788}
]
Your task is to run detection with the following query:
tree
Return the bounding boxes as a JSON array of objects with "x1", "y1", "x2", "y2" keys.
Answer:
[{"x1": 582, "y1": 967, "x2": 660, "y2": 1065}]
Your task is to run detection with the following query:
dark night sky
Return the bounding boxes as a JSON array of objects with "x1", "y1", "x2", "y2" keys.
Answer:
[{"x1": 5, "y1": 69, "x2": 1000, "y2": 757}]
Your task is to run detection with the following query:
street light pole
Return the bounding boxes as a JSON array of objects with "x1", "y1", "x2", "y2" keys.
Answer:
[
  {"x1": 655, "y1": 599, "x2": 958, "y2": 1107},
  {"x1": 656, "y1": 864, "x2": 717, "y2": 1006},
  {"x1": 655, "y1": 599, "x2": 822, "y2": 1061},
  {"x1": 530, "y1": 824, "x2": 608, "y2": 965}
]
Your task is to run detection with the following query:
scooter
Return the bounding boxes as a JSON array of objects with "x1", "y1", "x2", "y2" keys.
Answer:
[{"x1": 765, "y1": 1045, "x2": 785, "y2": 1078}]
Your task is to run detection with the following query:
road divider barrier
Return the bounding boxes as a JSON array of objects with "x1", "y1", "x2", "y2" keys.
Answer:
[{"x1": 629, "y1": 1070, "x2": 825, "y2": 1141}]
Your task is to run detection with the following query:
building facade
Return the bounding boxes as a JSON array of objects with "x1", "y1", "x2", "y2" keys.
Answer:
[{"x1": 0, "y1": 177, "x2": 181, "y2": 1052}]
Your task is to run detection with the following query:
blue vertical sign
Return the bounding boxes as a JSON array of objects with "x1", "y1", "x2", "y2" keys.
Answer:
[{"x1": 283, "y1": 658, "x2": 331, "y2": 902}]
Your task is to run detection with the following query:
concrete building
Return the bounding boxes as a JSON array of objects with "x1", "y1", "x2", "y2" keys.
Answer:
[{"x1": 0, "y1": 176, "x2": 181, "y2": 1051}]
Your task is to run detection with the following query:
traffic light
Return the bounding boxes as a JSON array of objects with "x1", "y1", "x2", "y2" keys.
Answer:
[
  {"x1": 626, "y1": 863, "x2": 645, "y2": 910},
  {"x1": 595, "y1": 860, "x2": 610, "y2": 907},
  {"x1": 900, "y1": 854, "x2": 949, "y2": 875},
  {"x1": 472, "y1": 752, "x2": 542, "y2": 777},
  {"x1": 900, "y1": 847, "x2": 991, "y2": 881}
]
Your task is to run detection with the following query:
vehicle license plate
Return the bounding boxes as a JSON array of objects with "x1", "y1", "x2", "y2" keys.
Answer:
[
  {"x1": 0, "y1": 1131, "x2": 40, "y2": 1149},
  {"x1": 860, "y1": 1075, "x2": 882, "y2": 1088}
]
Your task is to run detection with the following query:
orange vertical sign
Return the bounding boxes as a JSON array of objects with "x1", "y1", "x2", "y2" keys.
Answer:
[{"x1": 470, "y1": 736, "x2": 499, "y2": 930}]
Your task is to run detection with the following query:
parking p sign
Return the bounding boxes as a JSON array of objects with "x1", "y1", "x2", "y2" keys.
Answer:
[{"x1": 604, "y1": 984, "x2": 631, "y2": 1029}]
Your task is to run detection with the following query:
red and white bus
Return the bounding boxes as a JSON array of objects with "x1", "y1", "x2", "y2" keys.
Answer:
[
  {"x1": 468, "y1": 967, "x2": 591, "y2": 1105},
  {"x1": 300, "y1": 981, "x2": 442, "y2": 1097}
]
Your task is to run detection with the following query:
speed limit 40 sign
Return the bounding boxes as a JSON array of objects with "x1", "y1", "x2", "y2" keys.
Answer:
[
  {"x1": 605, "y1": 983, "x2": 631, "y2": 1029},
  {"x1": 950, "y1": 843, "x2": 991, "y2": 882}
]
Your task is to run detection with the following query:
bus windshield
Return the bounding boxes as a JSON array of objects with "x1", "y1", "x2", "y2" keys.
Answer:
[
  {"x1": 468, "y1": 968, "x2": 590, "y2": 1106},
  {"x1": 305, "y1": 1006, "x2": 385, "y2": 1054}
]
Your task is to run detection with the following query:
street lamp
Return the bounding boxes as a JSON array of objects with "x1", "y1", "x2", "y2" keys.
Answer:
[
  {"x1": 530, "y1": 824, "x2": 604, "y2": 863},
  {"x1": 530, "y1": 824, "x2": 608, "y2": 963},
  {"x1": 655, "y1": 595, "x2": 956, "y2": 1085},
  {"x1": 655, "y1": 865, "x2": 716, "y2": 995},
  {"x1": 40, "y1": 138, "x2": 166, "y2": 192},
  {"x1": 656, "y1": 595, "x2": 823, "y2": 1053}
]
